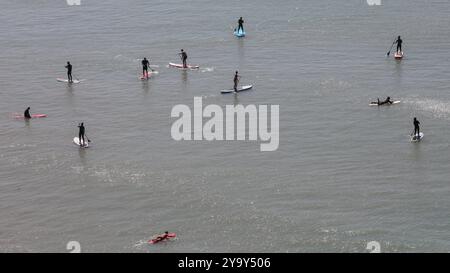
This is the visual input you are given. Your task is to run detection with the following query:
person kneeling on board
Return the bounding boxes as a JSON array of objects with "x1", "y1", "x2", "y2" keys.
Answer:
[
  {"x1": 377, "y1": 96, "x2": 393, "y2": 105},
  {"x1": 78, "y1": 122, "x2": 86, "y2": 147},
  {"x1": 24, "y1": 107, "x2": 31, "y2": 119},
  {"x1": 413, "y1": 117, "x2": 420, "y2": 138}
]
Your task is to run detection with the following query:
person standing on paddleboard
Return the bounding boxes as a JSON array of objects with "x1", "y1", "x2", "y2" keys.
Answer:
[
  {"x1": 24, "y1": 107, "x2": 31, "y2": 119},
  {"x1": 233, "y1": 71, "x2": 240, "y2": 92},
  {"x1": 395, "y1": 36, "x2": 403, "y2": 53},
  {"x1": 78, "y1": 122, "x2": 86, "y2": 147},
  {"x1": 142, "y1": 57, "x2": 150, "y2": 78},
  {"x1": 179, "y1": 49, "x2": 188, "y2": 68},
  {"x1": 237, "y1": 17, "x2": 244, "y2": 33},
  {"x1": 65, "y1": 61, "x2": 73, "y2": 83},
  {"x1": 413, "y1": 117, "x2": 420, "y2": 138}
]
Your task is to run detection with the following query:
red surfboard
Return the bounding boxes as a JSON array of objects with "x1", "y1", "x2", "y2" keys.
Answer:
[
  {"x1": 148, "y1": 233, "x2": 176, "y2": 244},
  {"x1": 140, "y1": 72, "x2": 151, "y2": 80},
  {"x1": 394, "y1": 51, "x2": 403, "y2": 60}
]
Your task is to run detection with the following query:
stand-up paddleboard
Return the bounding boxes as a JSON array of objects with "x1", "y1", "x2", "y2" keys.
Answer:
[
  {"x1": 148, "y1": 233, "x2": 176, "y2": 244},
  {"x1": 14, "y1": 114, "x2": 47, "y2": 119},
  {"x1": 57, "y1": 78, "x2": 83, "y2": 84},
  {"x1": 73, "y1": 137, "x2": 89, "y2": 148},
  {"x1": 410, "y1": 132, "x2": 424, "y2": 142},
  {"x1": 369, "y1": 100, "x2": 401, "y2": 106},
  {"x1": 394, "y1": 51, "x2": 403, "y2": 60},
  {"x1": 168, "y1": 63, "x2": 199, "y2": 69},
  {"x1": 234, "y1": 28, "x2": 246, "y2": 37},
  {"x1": 140, "y1": 71, "x2": 152, "y2": 80},
  {"x1": 221, "y1": 85, "x2": 253, "y2": 94}
]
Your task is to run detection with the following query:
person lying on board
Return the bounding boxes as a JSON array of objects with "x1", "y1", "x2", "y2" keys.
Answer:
[{"x1": 376, "y1": 96, "x2": 393, "y2": 105}]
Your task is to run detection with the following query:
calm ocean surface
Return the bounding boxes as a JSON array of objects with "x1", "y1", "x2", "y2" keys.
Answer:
[{"x1": 1, "y1": 0, "x2": 450, "y2": 252}]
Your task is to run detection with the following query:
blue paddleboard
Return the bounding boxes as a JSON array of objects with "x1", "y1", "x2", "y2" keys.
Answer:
[{"x1": 234, "y1": 28, "x2": 245, "y2": 37}]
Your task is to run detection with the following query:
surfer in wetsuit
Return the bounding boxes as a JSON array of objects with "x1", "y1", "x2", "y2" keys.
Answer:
[
  {"x1": 377, "y1": 96, "x2": 393, "y2": 105},
  {"x1": 24, "y1": 107, "x2": 31, "y2": 119},
  {"x1": 179, "y1": 49, "x2": 188, "y2": 68},
  {"x1": 237, "y1": 17, "x2": 244, "y2": 33},
  {"x1": 142, "y1": 57, "x2": 150, "y2": 78},
  {"x1": 395, "y1": 36, "x2": 402, "y2": 53},
  {"x1": 413, "y1": 117, "x2": 420, "y2": 138},
  {"x1": 65, "y1": 61, "x2": 73, "y2": 83},
  {"x1": 233, "y1": 71, "x2": 240, "y2": 92},
  {"x1": 78, "y1": 122, "x2": 86, "y2": 147},
  {"x1": 154, "y1": 231, "x2": 169, "y2": 243}
]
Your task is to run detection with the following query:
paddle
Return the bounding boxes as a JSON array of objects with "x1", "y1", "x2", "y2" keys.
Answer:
[
  {"x1": 70, "y1": 74, "x2": 80, "y2": 83},
  {"x1": 386, "y1": 40, "x2": 396, "y2": 57}
]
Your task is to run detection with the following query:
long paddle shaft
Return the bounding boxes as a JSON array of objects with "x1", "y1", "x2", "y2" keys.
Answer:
[
  {"x1": 71, "y1": 74, "x2": 80, "y2": 82},
  {"x1": 84, "y1": 134, "x2": 91, "y2": 143},
  {"x1": 386, "y1": 40, "x2": 396, "y2": 56}
]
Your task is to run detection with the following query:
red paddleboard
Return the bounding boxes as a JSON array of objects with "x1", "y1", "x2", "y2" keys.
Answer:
[
  {"x1": 14, "y1": 114, "x2": 47, "y2": 119},
  {"x1": 140, "y1": 71, "x2": 152, "y2": 80},
  {"x1": 394, "y1": 51, "x2": 403, "y2": 59},
  {"x1": 169, "y1": 62, "x2": 199, "y2": 69},
  {"x1": 148, "y1": 233, "x2": 176, "y2": 244}
]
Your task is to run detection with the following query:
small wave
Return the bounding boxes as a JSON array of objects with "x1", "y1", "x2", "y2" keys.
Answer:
[
  {"x1": 133, "y1": 239, "x2": 148, "y2": 248},
  {"x1": 201, "y1": 67, "x2": 215, "y2": 73}
]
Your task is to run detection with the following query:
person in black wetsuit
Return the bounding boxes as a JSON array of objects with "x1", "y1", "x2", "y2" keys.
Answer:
[
  {"x1": 65, "y1": 61, "x2": 73, "y2": 83},
  {"x1": 233, "y1": 71, "x2": 240, "y2": 92},
  {"x1": 78, "y1": 122, "x2": 86, "y2": 147},
  {"x1": 154, "y1": 231, "x2": 169, "y2": 243},
  {"x1": 395, "y1": 36, "x2": 403, "y2": 53},
  {"x1": 237, "y1": 17, "x2": 244, "y2": 33},
  {"x1": 142, "y1": 57, "x2": 150, "y2": 78},
  {"x1": 24, "y1": 107, "x2": 31, "y2": 119},
  {"x1": 413, "y1": 117, "x2": 420, "y2": 138},
  {"x1": 179, "y1": 49, "x2": 188, "y2": 68},
  {"x1": 377, "y1": 96, "x2": 393, "y2": 105}
]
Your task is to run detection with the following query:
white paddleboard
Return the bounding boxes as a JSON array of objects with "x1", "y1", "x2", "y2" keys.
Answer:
[
  {"x1": 369, "y1": 100, "x2": 401, "y2": 106},
  {"x1": 73, "y1": 137, "x2": 89, "y2": 148},
  {"x1": 57, "y1": 78, "x2": 83, "y2": 84},
  {"x1": 410, "y1": 132, "x2": 424, "y2": 142},
  {"x1": 168, "y1": 63, "x2": 199, "y2": 69},
  {"x1": 221, "y1": 85, "x2": 253, "y2": 94}
]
